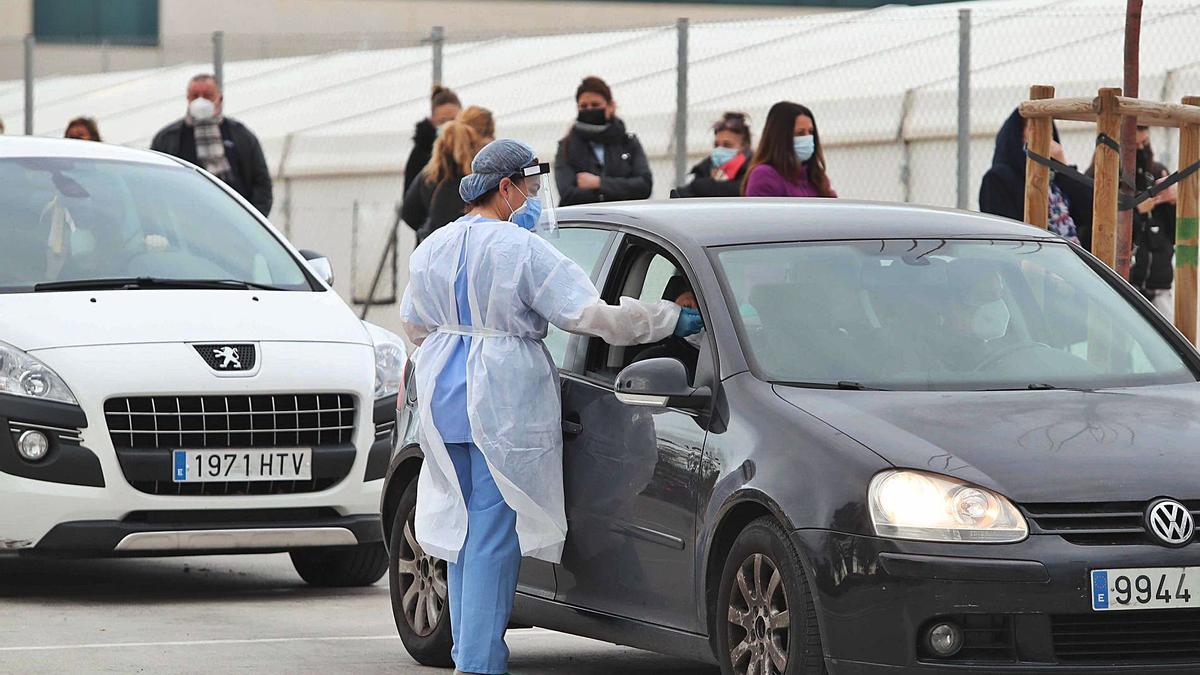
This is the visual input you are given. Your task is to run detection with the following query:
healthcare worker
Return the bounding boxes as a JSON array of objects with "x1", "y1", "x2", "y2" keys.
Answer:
[{"x1": 400, "y1": 139, "x2": 703, "y2": 675}]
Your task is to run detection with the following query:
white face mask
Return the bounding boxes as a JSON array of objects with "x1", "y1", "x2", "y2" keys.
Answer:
[
  {"x1": 972, "y1": 300, "x2": 1010, "y2": 341},
  {"x1": 188, "y1": 97, "x2": 216, "y2": 122},
  {"x1": 684, "y1": 328, "x2": 705, "y2": 349}
]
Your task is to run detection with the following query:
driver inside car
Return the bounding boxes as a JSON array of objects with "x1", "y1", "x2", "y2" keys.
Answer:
[
  {"x1": 632, "y1": 274, "x2": 704, "y2": 381},
  {"x1": 930, "y1": 264, "x2": 1012, "y2": 372}
]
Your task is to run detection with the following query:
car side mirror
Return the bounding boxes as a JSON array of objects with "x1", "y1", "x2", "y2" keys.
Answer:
[
  {"x1": 614, "y1": 357, "x2": 711, "y2": 409},
  {"x1": 299, "y1": 249, "x2": 334, "y2": 286}
]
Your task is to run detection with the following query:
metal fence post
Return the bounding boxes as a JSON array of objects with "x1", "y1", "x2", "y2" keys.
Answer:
[
  {"x1": 431, "y1": 26, "x2": 445, "y2": 86},
  {"x1": 956, "y1": 8, "x2": 971, "y2": 210},
  {"x1": 23, "y1": 34, "x2": 34, "y2": 135},
  {"x1": 674, "y1": 18, "x2": 690, "y2": 190},
  {"x1": 212, "y1": 31, "x2": 225, "y2": 90}
]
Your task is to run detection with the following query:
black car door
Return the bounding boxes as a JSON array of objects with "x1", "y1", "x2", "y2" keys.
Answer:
[
  {"x1": 555, "y1": 234, "x2": 713, "y2": 634},
  {"x1": 518, "y1": 224, "x2": 618, "y2": 599}
]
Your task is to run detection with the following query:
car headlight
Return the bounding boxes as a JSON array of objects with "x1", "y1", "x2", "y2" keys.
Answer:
[
  {"x1": 869, "y1": 469, "x2": 1027, "y2": 543},
  {"x1": 363, "y1": 322, "x2": 407, "y2": 400},
  {"x1": 0, "y1": 340, "x2": 77, "y2": 405}
]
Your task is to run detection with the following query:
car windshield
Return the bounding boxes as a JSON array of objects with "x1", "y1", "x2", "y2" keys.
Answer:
[
  {"x1": 0, "y1": 157, "x2": 312, "y2": 292},
  {"x1": 716, "y1": 239, "x2": 1196, "y2": 391}
]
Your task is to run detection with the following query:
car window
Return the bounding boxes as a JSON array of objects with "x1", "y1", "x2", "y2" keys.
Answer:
[
  {"x1": 640, "y1": 255, "x2": 678, "y2": 303},
  {"x1": 0, "y1": 157, "x2": 311, "y2": 292},
  {"x1": 542, "y1": 227, "x2": 614, "y2": 368},
  {"x1": 584, "y1": 242, "x2": 702, "y2": 384},
  {"x1": 716, "y1": 239, "x2": 1195, "y2": 391}
]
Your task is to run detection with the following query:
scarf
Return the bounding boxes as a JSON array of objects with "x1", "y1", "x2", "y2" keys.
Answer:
[
  {"x1": 572, "y1": 116, "x2": 628, "y2": 146},
  {"x1": 1047, "y1": 183, "x2": 1080, "y2": 244},
  {"x1": 187, "y1": 113, "x2": 233, "y2": 181}
]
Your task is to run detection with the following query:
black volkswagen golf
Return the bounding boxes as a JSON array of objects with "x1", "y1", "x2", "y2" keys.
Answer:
[{"x1": 382, "y1": 200, "x2": 1200, "y2": 673}]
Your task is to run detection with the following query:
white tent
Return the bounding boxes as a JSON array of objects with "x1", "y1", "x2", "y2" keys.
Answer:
[{"x1": 3, "y1": 0, "x2": 1199, "y2": 334}]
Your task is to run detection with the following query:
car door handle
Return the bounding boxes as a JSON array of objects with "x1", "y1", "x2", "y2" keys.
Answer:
[{"x1": 561, "y1": 414, "x2": 583, "y2": 437}]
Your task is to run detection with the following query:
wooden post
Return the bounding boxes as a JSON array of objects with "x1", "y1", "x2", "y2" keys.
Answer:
[
  {"x1": 1175, "y1": 96, "x2": 1200, "y2": 344},
  {"x1": 1092, "y1": 88, "x2": 1123, "y2": 269},
  {"x1": 1023, "y1": 85, "x2": 1055, "y2": 228}
]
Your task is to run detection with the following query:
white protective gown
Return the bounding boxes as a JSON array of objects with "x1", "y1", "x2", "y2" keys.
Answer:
[{"x1": 400, "y1": 216, "x2": 681, "y2": 564}]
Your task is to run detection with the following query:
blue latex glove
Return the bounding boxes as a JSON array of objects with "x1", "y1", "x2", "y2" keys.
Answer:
[{"x1": 674, "y1": 307, "x2": 704, "y2": 337}]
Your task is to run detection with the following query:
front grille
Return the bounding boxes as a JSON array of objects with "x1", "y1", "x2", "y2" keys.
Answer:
[
  {"x1": 920, "y1": 614, "x2": 1016, "y2": 664},
  {"x1": 1024, "y1": 501, "x2": 1200, "y2": 546},
  {"x1": 104, "y1": 394, "x2": 355, "y2": 450},
  {"x1": 104, "y1": 394, "x2": 356, "y2": 496},
  {"x1": 1053, "y1": 610, "x2": 1200, "y2": 663}
]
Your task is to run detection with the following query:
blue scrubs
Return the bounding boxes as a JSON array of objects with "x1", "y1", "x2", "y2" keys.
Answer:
[{"x1": 434, "y1": 226, "x2": 521, "y2": 674}]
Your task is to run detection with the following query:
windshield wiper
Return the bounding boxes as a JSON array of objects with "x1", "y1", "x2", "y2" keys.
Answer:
[
  {"x1": 35, "y1": 277, "x2": 287, "y2": 292},
  {"x1": 774, "y1": 380, "x2": 888, "y2": 391}
]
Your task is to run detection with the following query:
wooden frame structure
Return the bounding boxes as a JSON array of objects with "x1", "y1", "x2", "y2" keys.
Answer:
[{"x1": 1019, "y1": 85, "x2": 1200, "y2": 343}]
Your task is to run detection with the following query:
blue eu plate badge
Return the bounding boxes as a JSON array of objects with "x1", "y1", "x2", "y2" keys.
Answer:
[
  {"x1": 1091, "y1": 570, "x2": 1109, "y2": 610},
  {"x1": 173, "y1": 451, "x2": 188, "y2": 481}
]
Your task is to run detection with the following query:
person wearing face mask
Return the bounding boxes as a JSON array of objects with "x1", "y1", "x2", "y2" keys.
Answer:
[
  {"x1": 1127, "y1": 126, "x2": 1177, "y2": 318},
  {"x1": 404, "y1": 86, "x2": 463, "y2": 195},
  {"x1": 630, "y1": 276, "x2": 705, "y2": 381},
  {"x1": 927, "y1": 266, "x2": 1012, "y2": 372},
  {"x1": 743, "y1": 101, "x2": 837, "y2": 198},
  {"x1": 401, "y1": 138, "x2": 700, "y2": 675},
  {"x1": 151, "y1": 74, "x2": 273, "y2": 216},
  {"x1": 674, "y1": 112, "x2": 753, "y2": 199},
  {"x1": 555, "y1": 76, "x2": 653, "y2": 206}
]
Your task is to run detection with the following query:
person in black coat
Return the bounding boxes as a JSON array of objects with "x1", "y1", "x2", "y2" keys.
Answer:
[
  {"x1": 980, "y1": 108, "x2": 1093, "y2": 250},
  {"x1": 555, "y1": 76, "x2": 652, "y2": 206},
  {"x1": 674, "y1": 112, "x2": 753, "y2": 198},
  {"x1": 151, "y1": 74, "x2": 273, "y2": 216},
  {"x1": 403, "y1": 86, "x2": 462, "y2": 195},
  {"x1": 1129, "y1": 126, "x2": 1178, "y2": 316}
]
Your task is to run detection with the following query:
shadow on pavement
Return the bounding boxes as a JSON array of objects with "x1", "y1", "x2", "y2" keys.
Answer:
[{"x1": 0, "y1": 553, "x2": 377, "y2": 605}]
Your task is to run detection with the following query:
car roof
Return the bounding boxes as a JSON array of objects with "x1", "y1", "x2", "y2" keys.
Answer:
[
  {"x1": 556, "y1": 198, "x2": 1059, "y2": 246},
  {"x1": 0, "y1": 136, "x2": 181, "y2": 167}
]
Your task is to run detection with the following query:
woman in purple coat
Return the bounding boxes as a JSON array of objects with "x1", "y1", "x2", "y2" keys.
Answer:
[{"x1": 743, "y1": 101, "x2": 837, "y2": 198}]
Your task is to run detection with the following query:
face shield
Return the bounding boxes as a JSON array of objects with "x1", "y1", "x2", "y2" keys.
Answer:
[{"x1": 513, "y1": 161, "x2": 558, "y2": 238}]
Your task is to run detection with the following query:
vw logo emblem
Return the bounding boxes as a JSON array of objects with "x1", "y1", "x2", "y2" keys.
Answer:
[{"x1": 1145, "y1": 499, "x2": 1195, "y2": 548}]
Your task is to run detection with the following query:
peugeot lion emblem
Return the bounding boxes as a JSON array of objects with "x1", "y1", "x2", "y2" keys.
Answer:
[
  {"x1": 213, "y1": 346, "x2": 241, "y2": 369},
  {"x1": 1146, "y1": 499, "x2": 1195, "y2": 547},
  {"x1": 194, "y1": 343, "x2": 256, "y2": 373}
]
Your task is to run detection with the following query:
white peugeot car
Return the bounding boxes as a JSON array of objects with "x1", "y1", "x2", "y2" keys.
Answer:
[{"x1": 0, "y1": 138, "x2": 404, "y2": 586}]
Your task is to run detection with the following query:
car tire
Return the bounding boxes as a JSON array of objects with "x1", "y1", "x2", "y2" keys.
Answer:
[
  {"x1": 289, "y1": 543, "x2": 388, "y2": 587},
  {"x1": 389, "y1": 478, "x2": 453, "y2": 667},
  {"x1": 715, "y1": 516, "x2": 825, "y2": 675}
]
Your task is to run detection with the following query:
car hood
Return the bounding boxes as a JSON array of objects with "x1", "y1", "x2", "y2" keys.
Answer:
[
  {"x1": 774, "y1": 383, "x2": 1200, "y2": 503},
  {"x1": 3, "y1": 289, "x2": 369, "y2": 351}
]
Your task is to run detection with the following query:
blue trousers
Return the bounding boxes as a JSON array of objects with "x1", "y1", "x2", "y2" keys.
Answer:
[{"x1": 446, "y1": 442, "x2": 521, "y2": 674}]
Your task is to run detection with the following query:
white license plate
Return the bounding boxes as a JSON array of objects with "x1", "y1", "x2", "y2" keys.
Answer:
[
  {"x1": 1092, "y1": 567, "x2": 1200, "y2": 611},
  {"x1": 172, "y1": 449, "x2": 312, "y2": 482}
]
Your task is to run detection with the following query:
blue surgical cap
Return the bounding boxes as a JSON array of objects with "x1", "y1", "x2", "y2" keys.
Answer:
[{"x1": 459, "y1": 139, "x2": 537, "y2": 203}]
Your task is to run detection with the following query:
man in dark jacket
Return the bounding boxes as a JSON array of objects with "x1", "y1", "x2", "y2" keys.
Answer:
[
  {"x1": 980, "y1": 109, "x2": 1092, "y2": 250},
  {"x1": 151, "y1": 74, "x2": 273, "y2": 216},
  {"x1": 555, "y1": 76, "x2": 653, "y2": 206},
  {"x1": 1130, "y1": 126, "x2": 1178, "y2": 317}
]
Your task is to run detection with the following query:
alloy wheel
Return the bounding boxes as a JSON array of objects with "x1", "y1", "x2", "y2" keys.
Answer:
[
  {"x1": 727, "y1": 552, "x2": 790, "y2": 675},
  {"x1": 394, "y1": 517, "x2": 448, "y2": 637}
]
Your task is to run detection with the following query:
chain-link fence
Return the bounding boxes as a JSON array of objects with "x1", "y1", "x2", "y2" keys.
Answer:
[{"x1": 3, "y1": 0, "x2": 1199, "y2": 331}]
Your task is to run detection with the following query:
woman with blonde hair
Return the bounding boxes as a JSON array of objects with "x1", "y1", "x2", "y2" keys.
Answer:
[{"x1": 403, "y1": 106, "x2": 495, "y2": 243}]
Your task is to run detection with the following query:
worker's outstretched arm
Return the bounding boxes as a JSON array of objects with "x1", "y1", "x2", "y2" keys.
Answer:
[{"x1": 524, "y1": 235, "x2": 682, "y2": 346}]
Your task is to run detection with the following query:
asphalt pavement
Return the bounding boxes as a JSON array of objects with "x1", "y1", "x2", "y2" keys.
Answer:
[{"x1": 0, "y1": 553, "x2": 720, "y2": 674}]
